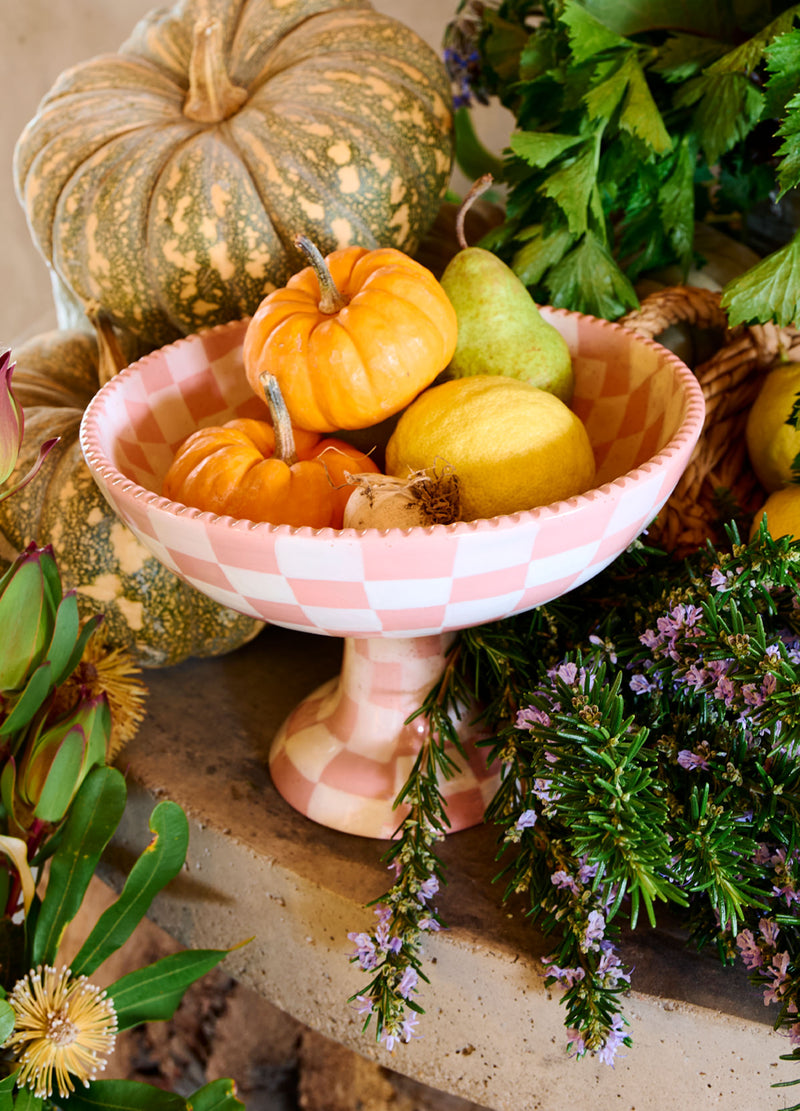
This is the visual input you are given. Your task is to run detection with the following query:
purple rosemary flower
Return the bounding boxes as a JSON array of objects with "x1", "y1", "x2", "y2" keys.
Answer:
[
  {"x1": 736, "y1": 930, "x2": 764, "y2": 970},
  {"x1": 582, "y1": 910, "x2": 606, "y2": 949},
  {"x1": 517, "y1": 705, "x2": 552, "y2": 729},
  {"x1": 397, "y1": 966, "x2": 419, "y2": 999},
  {"x1": 417, "y1": 876, "x2": 439, "y2": 903},
  {"x1": 516, "y1": 809, "x2": 537, "y2": 831},
  {"x1": 551, "y1": 870, "x2": 580, "y2": 895},
  {"x1": 543, "y1": 961, "x2": 585, "y2": 987},
  {"x1": 596, "y1": 1013, "x2": 628, "y2": 1066},
  {"x1": 419, "y1": 917, "x2": 441, "y2": 932},
  {"x1": 348, "y1": 932, "x2": 379, "y2": 971},
  {"x1": 677, "y1": 749, "x2": 710, "y2": 771}
]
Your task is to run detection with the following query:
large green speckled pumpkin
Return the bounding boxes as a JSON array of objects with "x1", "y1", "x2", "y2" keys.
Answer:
[
  {"x1": 14, "y1": 0, "x2": 454, "y2": 349},
  {"x1": 0, "y1": 329, "x2": 264, "y2": 668}
]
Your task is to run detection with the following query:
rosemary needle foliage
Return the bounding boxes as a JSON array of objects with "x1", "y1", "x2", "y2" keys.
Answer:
[{"x1": 351, "y1": 523, "x2": 800, "y2": 1093}]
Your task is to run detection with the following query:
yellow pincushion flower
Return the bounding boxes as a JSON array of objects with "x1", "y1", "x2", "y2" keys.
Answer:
[{"x1": 3, "y1": 964, "x2": 118, "y2": 1099}]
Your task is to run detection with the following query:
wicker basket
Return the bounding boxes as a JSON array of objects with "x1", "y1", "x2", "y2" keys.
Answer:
[{"x1": 620, "y1": 285, "x2": 800, "y2": 558}]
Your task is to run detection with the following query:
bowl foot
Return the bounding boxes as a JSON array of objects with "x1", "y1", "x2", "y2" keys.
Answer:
[{"x1": 269, "y1": 633, "x2": 500, "y2": 838}]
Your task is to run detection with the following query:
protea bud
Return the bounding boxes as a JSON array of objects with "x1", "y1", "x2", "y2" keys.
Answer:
[
  {"x1": 14, "y1": 693, "x2": 111, "y2": 823},
  {"x1": 0, "y1": 544, "x2": 61, "y2": 694},
  {"x1": 0, "y1": 348, "x2": 58, "y2": 504},
  {"x1": 0, "y1": 350, "x2": 23, "y2": 486}
]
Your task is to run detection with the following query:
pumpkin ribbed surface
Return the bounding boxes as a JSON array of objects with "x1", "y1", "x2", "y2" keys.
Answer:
[
  {"x1": 14, "y1": 0, "x2": 454, "y2": 348},
  {"x1": 0, "y1": 330, "x2": 263, "y2": 667}
]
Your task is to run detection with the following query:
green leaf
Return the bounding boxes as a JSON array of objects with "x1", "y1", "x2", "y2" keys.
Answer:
[
  {"x1": 187, "y1": 1079, "x2": 246, "y2": 1111},
  {"x1": 11, "y1": 1090, "x2": 42, "y2": 1111},
  {"x1": 766, "y1": 29, "x2": 800, "y2": 195},
  {"x1": 32, "y1": 728, "x2": 87, "y2": 823},
  {"x1": 44, "y1": 591, "x2": 80, "y2": 689},
  {"x1": 509, "y1": 130, "x2": 583, "y2": 169},
  {"x1": 107, "y1": 949, "x2": 233, "y2": 1031},
  {"x1": 650, "y1": 32, "x2": 729, "y2": 83},
  {"x1": 63, "y1": 1080, "x2": 186, "y2": 1110},
  {"x1": 70, "y1": 802, "x2": 189, "y2": 978},
  {"x1": 577, "y1": 0, "x2": 734, "y2": 37},
  {"x1": 676, "y1": 71, "x2": 764, "y2": 165},
  {"x1": 705, "y1": 6, "x2": 800, "y2": 77},
  {"x1": 617, "y1": 55, "x2": 672, "y2": 152},
  {"x1": 721, "y1": 231, "x2": 800, "y2": 326},
  {"x1": 560, "y1": 2, "x2": 631, "y2": 64},
  {"x1": 0, "y1": 999, "x2": 14, "y2": 1044},
  {"x1": 546, "y1": 231, "x2": 639, "y2": 318},
  {"x1": 584, "y1": 57, "x2": 630, "y2": 123},
  {"x1": 0, "y1": 664, "x2": 53, "y2": 738},
  {"x1": 512, "y1": 225, "x2": 574, "y2": 287},
  {"x1": 30, "y1": 766, "x2": 127, "y2": 967},
  {"x1": 539, "y1": 142, "x2": 599, "y2": 235}
]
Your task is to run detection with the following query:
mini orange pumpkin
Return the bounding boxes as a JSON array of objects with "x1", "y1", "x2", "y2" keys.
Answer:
[
  {"x1": 162, "y1": 375, "x2": 379, "y2": 529},
  {"x1": 242, "y1": 236, "x2": 458, "y2": 434}
]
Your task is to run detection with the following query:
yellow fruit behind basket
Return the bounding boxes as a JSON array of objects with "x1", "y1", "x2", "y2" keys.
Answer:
[
  {"x1": 385, "y1": 375, "x2": 596, "y2": 521},
  {"x1": 749, "y1": 485, "x2": 800, "y2": 541},
  {"x1": 745, "y1": 364, "x2": 800, "y2": 492}
]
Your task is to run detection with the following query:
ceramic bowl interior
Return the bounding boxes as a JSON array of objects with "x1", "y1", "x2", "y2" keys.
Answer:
[{"x1": 80, "y1": 310, "x2": 705, "y2": 638}]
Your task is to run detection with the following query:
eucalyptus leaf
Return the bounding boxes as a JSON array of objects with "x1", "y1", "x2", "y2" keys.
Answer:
[
  {"x1": 108, "y1": 949, "x2": 233, "y2": 1031},
  {"x1": 70, "y1": 801, "x2": 189, "y2": 978},
  {"x1": 11, "y1": 1090, "x2": 42, "y2": 1111},
  {"x1": 0, "y1": 1000, "x2": 14, "y2": 1045},
  {"x1": 187, "y1": 1079, "x2": 246, "y2": 1111},
  {"x1": 63, "y1": 1081, "x2": 186, "y2": 1110},
  {"x1": 31, "y1": 766, "x2": 127, "y2": 967}
]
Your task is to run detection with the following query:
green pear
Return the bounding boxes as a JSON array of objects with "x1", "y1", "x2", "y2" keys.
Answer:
[
  {"x1": 439, "y1": 176, "x2": 574, "y2": 403},
  {"x1": 441, "y1": 246, "x2": 574, "y2": 403}
]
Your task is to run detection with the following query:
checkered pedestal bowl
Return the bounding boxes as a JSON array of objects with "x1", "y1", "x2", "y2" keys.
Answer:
[{"x1": 80, "y1": 311, "x2": 705, "y2": 838}]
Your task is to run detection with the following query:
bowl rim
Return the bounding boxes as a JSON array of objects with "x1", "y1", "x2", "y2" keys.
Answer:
[{"x1": 79, "y1": 309, "x2": 706, "y2": 540}]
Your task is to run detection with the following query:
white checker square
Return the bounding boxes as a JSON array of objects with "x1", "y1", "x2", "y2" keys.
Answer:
[
  {"x1": 444, "y1": 591, "x2": 524, "y2": 629},
  {"x1": 525, "y1": 540, "x2": 601, "y2": 586},
  {"x1": 365, "y1": 578, "x2": 454, "y2": 610},
  {"x1": 274, "y1": 533, "x2": 365, "y2": 581},
  {"x1": 452, "y1": 522, "x2": 539, "y2": 576}
]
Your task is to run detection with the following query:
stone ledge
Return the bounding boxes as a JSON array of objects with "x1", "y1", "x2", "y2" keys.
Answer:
[{"x1": 102, "y1": 625, "x2": 787, "y2": 1111}]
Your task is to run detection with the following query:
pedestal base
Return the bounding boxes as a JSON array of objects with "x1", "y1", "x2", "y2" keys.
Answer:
[{"x1": 269, "y1": 634, "x2": 500, "y2": 838}]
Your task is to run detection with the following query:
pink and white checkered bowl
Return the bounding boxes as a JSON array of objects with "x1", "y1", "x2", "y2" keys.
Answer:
[{"x1": 79, "y1": 311, "x2": 705, "y2": 640}]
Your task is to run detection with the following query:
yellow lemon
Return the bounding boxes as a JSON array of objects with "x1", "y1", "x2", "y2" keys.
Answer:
[
  {"x1": 745, "y1": 364, "x2": 800, "y2": 492},
  {"x1": 385, "y1": 375, "x2": 596, "y2": 521},
  {"x1": 749, "y1": 485, "x2": 800, "y2": 541}
]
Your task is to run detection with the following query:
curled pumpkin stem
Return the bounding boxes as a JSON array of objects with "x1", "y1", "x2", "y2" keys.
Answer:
[
  {"x1": 260, "y1": 372, "x2": 298, "y2": 466},
  {"x1": 455, "y1": 173, "x2": 494, "y2": 251},
  {"x1": 294, "y1": 234, "x2": 349, "y2": 315}
]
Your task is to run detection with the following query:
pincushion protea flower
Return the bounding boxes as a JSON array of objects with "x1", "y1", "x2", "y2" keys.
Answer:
[{"x1": 3, "y1": 964, "x2": 118, "y2": 1099}]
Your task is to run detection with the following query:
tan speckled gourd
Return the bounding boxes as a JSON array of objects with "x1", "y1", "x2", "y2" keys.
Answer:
[
  {"x1": 14, "y1": 0, "x2": 454, "y2": 348},
  {"x1": 0, "y1": 327, "x2": 263, "y2": 667}
]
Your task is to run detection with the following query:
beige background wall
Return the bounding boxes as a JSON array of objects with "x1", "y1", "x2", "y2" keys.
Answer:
[{"x1": 1, "y1": 0, "x2": 510, "y2": 347}]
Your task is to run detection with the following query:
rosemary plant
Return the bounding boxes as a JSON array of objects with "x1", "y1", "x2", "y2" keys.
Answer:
[{"x1": 349, "y1": 524, "x2": 800, "y2": 1101}]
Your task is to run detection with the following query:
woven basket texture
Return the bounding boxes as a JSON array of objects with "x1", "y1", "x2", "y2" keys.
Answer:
[{"x1": 620, "y1": 286, "x2": 800, "y2": 558}]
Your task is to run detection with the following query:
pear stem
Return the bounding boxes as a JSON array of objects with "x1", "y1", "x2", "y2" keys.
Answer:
[
  {"x1": 294, "y1": 234, "x2": 349, "y2": 315},
  {"x1": 455, "y1": 174, "x2": 494, "y2": 251},
  {"x1": 260, "y1": 372, "x2": 298, "y2": 466}
]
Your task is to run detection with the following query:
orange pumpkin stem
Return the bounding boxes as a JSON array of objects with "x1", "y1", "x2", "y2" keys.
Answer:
[
  {"x1": 183, "y1": 18, "x2": 248, "y2": 123},
  {"x1": 455, "y1": 173, "x2": 494, "y2": 251},
  {"x1": 294, "y1": 235, "x2": 349, "y2": 315},
  {"x1": 260, "y1": 372, "x2": 298, "y2": 466}
]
